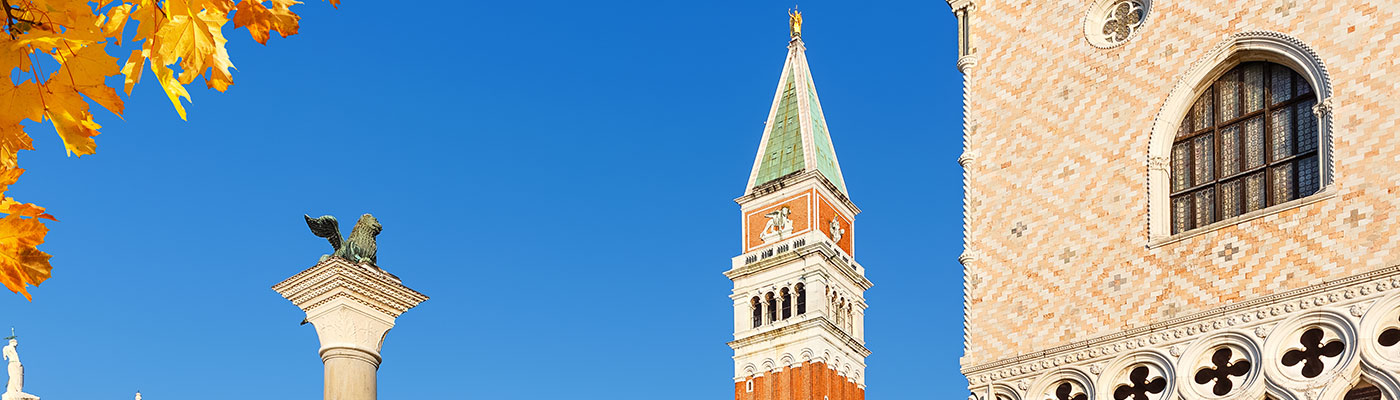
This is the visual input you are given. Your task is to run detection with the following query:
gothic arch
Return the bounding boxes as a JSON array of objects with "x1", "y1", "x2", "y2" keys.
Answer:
[
  {"x1": 1261, "y1": 311, "x2": 1360, "y2": 400},
  {"x1": 1147, "y1": 31, "x2": 1334, "y2": 240},
  {"x1": 1030, "y1": 367, "x2": 1096, "y2": 400},
  {"x1": 988, "y1": 383, "x2": 1022, "y2": 400}
]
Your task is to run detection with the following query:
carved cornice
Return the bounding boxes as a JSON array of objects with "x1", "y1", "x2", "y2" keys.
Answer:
[
  {"x1": 735, "y1": 170, "x2": 861, "y2": 215},
  {"x1": 962, "y1": 263, "x2": 1400, "y2": 382},
  {"x1": 273, "y1": 258, "x2": 429, "y2": 318},
  {"x1": 729, "y1": 316, "x2": 872, "y2": 358}
]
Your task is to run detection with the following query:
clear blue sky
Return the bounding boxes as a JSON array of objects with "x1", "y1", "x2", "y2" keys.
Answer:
[{"x1": 8, "y1": 0, "x2": 967, "y2": 398}]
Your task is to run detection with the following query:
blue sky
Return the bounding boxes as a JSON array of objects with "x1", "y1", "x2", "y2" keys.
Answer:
[{"x1": 7, "y1": 0, "x2": 967, "y2": 398}]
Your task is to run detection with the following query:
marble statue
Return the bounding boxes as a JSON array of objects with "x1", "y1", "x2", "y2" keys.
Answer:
[
  {"x1": 305, "y1": 214, "x2": 382, "y2": 265},
  {"x1": 2, "y1": 338, "x2": 36, "y2": 400},
  {"x1": 829, "y1": 218, "x2": 845, "y2": 243}
]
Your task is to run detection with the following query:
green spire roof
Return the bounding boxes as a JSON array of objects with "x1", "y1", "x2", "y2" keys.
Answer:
[{"x1": 745, "y1": 38, "x2": 848, "y2": 195}]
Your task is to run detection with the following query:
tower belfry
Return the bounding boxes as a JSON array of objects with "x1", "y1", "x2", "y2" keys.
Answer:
[{"x1": 728, "y1": 12, "x2": 870, "y2": 400}]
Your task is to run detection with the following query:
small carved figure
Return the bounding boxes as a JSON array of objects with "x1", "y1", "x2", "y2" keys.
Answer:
[
  {"x1": 789, "y1": 9, "x2": 803, "y2": 38},
  {"x1": 305, "y1": 213, "x2": 383, "y2": 265},
  {"x1": 760, "y1": 207, "x2": 794, "y2": 243},
  {"x1": 829, "y1": 219, "x2": 845, "y2": 242}
]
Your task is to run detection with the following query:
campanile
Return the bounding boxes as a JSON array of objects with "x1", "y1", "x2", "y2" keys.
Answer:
[{"x1": 727, "y1": 11, "x2": 870, "y2": 400}]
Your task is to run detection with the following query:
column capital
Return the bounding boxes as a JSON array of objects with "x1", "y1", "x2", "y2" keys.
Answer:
[
  {"x1": 274, "y1": 258, "x2": 428, "y2": 318},
  {"x1": 274, "y1": 258, "x2": 429, "y2": 359}
]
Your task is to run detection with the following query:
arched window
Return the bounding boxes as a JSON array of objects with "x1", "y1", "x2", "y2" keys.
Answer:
[
  {"x1": 795, "y1": 283, "x2": 806, "y2": 315},
  {"x1": 780, "y1": 288, "x2": 792, "y2": 320},
  {"x1": 751, "y1": 297, "x2": 762, "y2": 328},
  {"x1": 766, "y1": 292, "x2": 778, "y2": 323},
  {"x1": 1170, "y1": 61, "x2": 1320, "y2": 234}
]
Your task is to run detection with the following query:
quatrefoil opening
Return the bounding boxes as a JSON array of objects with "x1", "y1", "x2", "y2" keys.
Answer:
[
  {"x1": 1056, "y1": 382, "x2": 1088, "y2": 400},
  {"x1": 1281, "y1": 328, "x2": 1345, "y2": 378},
  {"x1": 1113, "y1": 366, "x2": 1166, "y2": 400},
  {"x1": 1194, "y1": 348, "x2": 1251, "y2": 396}
]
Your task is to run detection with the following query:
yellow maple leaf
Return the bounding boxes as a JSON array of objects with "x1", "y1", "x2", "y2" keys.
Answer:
[
  {"x1": 150, "y1": 61, "x2": 192, "y2": 120},
  {"x1": 101, "y1": 4, "x2": 135, "y2": 43},
  {"x1": 51, "y1": 45, "x2": 125, "y2": 117},
  {"x1": 157, "y1": 0, "x2": 236, "y2": 90},
  {"x1": 0, "y1": 214, "x2": 53, "y2": 301},
  {"x1": 232, "y1": 0, "x2": 301, "y2": 45},
  {"x1": 119, "y1": 48, "x2": 148, "y2": 95},
  {"x1": 0, "y1": 83, "x2": 43, "y2": 167},
  {"x1": 40, "y1": 74, "x2": 103, "y2": 156},
  {"x1": 0, "y1": 42, "x2": 33, "y2": 74}
]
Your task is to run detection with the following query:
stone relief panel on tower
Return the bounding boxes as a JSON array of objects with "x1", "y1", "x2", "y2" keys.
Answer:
[{"x1": 745, "y1": 192, "x2": 813, "y2": 251}]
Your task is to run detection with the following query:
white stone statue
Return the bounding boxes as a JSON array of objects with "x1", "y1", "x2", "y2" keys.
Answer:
[
  {"x1": 134, "y1": 392, "x2": 141, "y2": 400},
  {"x1": 828, "y1": 218, "x2": 844, "y2": 243},
  {"x1": 1, "y1": 338, "x2": 36, "y2": 400}
]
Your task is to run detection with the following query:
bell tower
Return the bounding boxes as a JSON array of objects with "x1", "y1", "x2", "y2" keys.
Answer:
[{"x1": 727, "y1": 11, "x2": 871, "y2": 400}]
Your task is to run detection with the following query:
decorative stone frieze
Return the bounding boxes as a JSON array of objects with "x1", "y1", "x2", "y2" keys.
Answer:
[{"x1": 963, "y1": 266, "x2": 1400, "y2": 399}]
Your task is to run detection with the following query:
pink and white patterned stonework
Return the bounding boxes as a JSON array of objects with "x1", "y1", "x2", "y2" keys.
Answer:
[{"x1": 952, "y1": 1, "x2": 1400, "y2": 398}]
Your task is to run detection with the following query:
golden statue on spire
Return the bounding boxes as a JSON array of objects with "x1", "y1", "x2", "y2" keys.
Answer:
[{"x1": 789, "y1": 9, "x2": 803, "y2": 38}]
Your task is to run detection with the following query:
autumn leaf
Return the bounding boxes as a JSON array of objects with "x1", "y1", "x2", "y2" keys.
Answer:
[
  {"x1": 0, "y1": 83, "x2": 44, "y2": 167},
  {"x1": 41, "y1": 73, "x2": 103, "y2": 156},
  {"x1": 120, "y1": 49, "x2": 148, "y2": 95},
  {"x1": 0, "y1": 214, "x2": 53, "y2": 301},
  {"x1": 51, "y1": 44, "x2": 125, "y2": 117},
  {"x1": 157, "y1": 0, "x2": 236, "y2": 90},
  {"x1": 233, "y1": 0, "x2": 301, "y2": 45}
]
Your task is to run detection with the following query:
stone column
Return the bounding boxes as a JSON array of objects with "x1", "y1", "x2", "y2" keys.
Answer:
[{"x1": 273, "y1": 258, "x2": 428, "y2": 400}]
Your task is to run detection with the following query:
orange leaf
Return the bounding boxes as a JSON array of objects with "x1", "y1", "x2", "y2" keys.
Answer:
[
  {"x1": 0, "y1": 199, "x2": 56, "y2": 221},
  {"x1": 0, "y1": 214, "x2": 53, "y2": 301},
  {"x1": 233, "y1": 0, "x2": 301, "y2": 45},
  {"x1": 0, "y1": 125, "x2": 35, "y2": 169}
]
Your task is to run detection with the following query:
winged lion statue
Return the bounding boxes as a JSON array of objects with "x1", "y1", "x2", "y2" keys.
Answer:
[{"x1": 304, "y1": 213, "x2": 382, "y2": 265}]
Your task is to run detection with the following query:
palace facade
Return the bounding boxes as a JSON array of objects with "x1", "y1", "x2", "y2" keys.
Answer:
[{"x1": 952, "y1": 1, "x2": 1400, "y2": 400}]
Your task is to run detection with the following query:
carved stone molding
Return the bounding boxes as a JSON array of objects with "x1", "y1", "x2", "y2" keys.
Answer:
[
  {"x1": 964, "y1": 264, "x2": 1400, "y2": 400},
  {"x1": 273, "y1": 258, "x2": 428, "y2": 318}
]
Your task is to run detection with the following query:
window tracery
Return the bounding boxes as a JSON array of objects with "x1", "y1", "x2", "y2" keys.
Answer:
[
  {"x1": 1170, "y1": 62, "x2": 1321, "y2": 234},
  {"x1": 1084, "y1": 0, "x2": 1151, "y2": 48}
]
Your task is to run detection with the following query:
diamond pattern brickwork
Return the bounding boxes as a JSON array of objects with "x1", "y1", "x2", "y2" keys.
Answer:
[{"x1": 961, "y1": 1, "x2": 1400, "y2": 368}]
